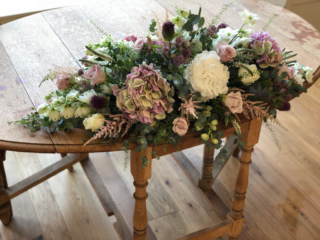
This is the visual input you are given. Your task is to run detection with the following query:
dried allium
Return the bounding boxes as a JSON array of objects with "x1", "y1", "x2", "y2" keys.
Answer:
[
  {"x1": 162, "y1": 21, "x2": 175, "y2": 41},
  {"x1": 90, "y1": 95, "x2": 107, "y2": 110}
]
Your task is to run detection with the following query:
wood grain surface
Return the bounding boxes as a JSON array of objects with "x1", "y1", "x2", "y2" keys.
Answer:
[{"x1": 0, "y1": 0, "x2": 319, "y2": 153}]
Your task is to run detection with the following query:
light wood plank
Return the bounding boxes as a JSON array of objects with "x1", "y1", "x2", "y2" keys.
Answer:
[
  {"x1": 14, "y1": 152, "x2": 72, "y2": 240},
  {"x1": 0, "y1": 151, "x2": 43, "y2": 240},
  {"x1": 109, "y1": 151, "x2": 179, "y2": 221},
  {"x1": 0, "y1": 39, "x2": 53, "y2": 147},
  {"x1": 6, "y1": 154, "x2": 87, "y2": 200},
  {"x1": 148, "y1": 211, "x2": 194, "y2": 240},
  {"x1": 38, "y1": 153, "x2": 119, "y2": 240}
]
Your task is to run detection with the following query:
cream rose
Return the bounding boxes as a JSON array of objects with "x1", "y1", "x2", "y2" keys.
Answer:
[
  {"x1": 225, "y1": 91, "x2": 243, "y2": 114},
  {"x1": 83, "y1": 113, "x2": 105, "y2": 131},
  {"x1": 304, "y1": 67, "x2": 313, "y2": 83},
  {"x1": 172, "y1": 117, "x2": 189, "y2": 137},
  {"x1": 185, "y1": 50, "x2": 229, "y2": 102},
  {"x1": 239, "y1": 64, "x2": 260, "y2": 85}
]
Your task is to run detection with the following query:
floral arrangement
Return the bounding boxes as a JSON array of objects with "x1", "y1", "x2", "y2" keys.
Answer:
[{"x1": 9, "y1": 4, "x2": 313, "y2": 167}]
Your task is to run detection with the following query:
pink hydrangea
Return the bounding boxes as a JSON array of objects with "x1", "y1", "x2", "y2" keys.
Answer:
[
  {"x1": 116, "y1": 62, "x2": 175, "y2": 124},
  {"x1": 250, "y1": 31, "x2": 283, "y2": 68}
]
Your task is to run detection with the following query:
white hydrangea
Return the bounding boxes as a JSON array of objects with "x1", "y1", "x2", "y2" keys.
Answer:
[
  {"x1": 79, "y1": 89, "x2": 97, "y2": 104},
  {"x1": 185, "y1": 50, "x2": 229, "y2": 102},
  {"x1": 239, "y1": 9, "x2": 259, "y2": 27},
  {"x1": 293, "y1": 63, "x2": 306, "y2": 85}
]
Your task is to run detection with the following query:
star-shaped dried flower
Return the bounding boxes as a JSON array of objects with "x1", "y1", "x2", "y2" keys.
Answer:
[{"x1": 179, "y1": 94, "x2": 202, "y2": 119}]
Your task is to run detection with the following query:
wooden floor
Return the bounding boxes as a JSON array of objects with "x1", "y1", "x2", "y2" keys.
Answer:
[{"x1": 0, "y1": 78, "x2": 319, "y2": 240}]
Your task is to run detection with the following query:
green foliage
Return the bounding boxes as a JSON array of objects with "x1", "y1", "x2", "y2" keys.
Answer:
[{"x1": 211, "y1": 2, "x2": 233, "y2": 25}]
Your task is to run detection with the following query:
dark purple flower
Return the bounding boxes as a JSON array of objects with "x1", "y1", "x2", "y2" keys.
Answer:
[
  {"x1": 90, "y1": 95, "x2": 107, "y2": 110},
  {"x1": 175, "y1": 36, "x2": 183, "y2": 46},
  {"x1": 217, "y1": 23, "x2": 228, "y2": 30},
  {"x1": 81, "y1": 56, "x2": 89, "y2": 67},
  {"x1": 78, "y1": 68, "x2": 84, "y2": 76},
  {"x1": 207, "y1": 25, "x2": 217, "y2": 37},
  {"x1": 181, "y1": 47, "x2": 192, "y2": 59},
  {"x1": 162, "y1": 21, "x2": 175, "y2": 41},
  {"x1": 286, "y1": 93, "x2": 293, "y2": 101},
  {"x1": 163, "y1": 45, "x2": 169, "y2": 54},
  {"x1": 173, "y1": 55, "x2": 184, "y2": 66},
  {"x1": 278, "y1": 101, "x2": 291, "y2": 111}
]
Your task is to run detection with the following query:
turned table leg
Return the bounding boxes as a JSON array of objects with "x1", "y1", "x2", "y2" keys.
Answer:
[
  {"x1": 60, "y1": 153, "x2": 74, "y2": 172},
  {"x1": 198, "y1": 145, "x2": 215, "y2": 191},
  {"x1": 228, "y1": 118, "x2": 262, "y2": 240},
  {"x1": 0, "y1": 150, "x2": 12, "y2": 225},
  {"x1": 131, "y1": 147, "x2": 152, "y2": 240}
]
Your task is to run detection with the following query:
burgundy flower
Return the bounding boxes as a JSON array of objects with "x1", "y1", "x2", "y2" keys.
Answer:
[
  {"x1": 162, "y1": 21, "x2": 175, "y2": 41},
  {"x1": 207, "y1": 25, "x2": 217, "y2": 36},
  {"x1": 173, "y1": 55, "x2": 184, "y2": 66},
  {"x1": 78, "y1": 68, "x2": 84, "y2": 76},
  {"x1": 181, "y1": 47, "x2": 192, "y2": 59},
  {"x1": 90, "y1": 95, "x2": 107, "y2": 110},
  {"x1": 175, "y1": 36, "x2": 184, "y2": 46},
  {"x1": 217, "y1": 23, "x2": 228, "y2": 29},
  {"x1": 278, "y1": 101, "x2": 291, "y2": 111}
]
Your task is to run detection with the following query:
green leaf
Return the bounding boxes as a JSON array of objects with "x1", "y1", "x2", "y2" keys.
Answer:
[
  {"x1": 261, "y1": 71, "x2": 269, "y2": 79},
  {"x1": 182, "y1": 21, "x2": 193, "y2": 31},
  {"x1": 147, "y1": 134, "x2": 153, "y2": 142},
  {"x1": 276, "y1": 76, "x2": 283, "y2": 83},
  {"x1": 271, "y1": 69, "x2": 279, "y2": 79},
  {"x1": 136, "y1": 145, "x2": 143, "y2": 152},
  {"x1": 188, "y1": 14, "x2": 200, "y2": 24},
  {"x1": 122, "y1": 140, "x2": 129, "y2": 147},
  {"x1": 198, "y1": 17, "x2": 205, "y2": 27},
  {"x1": 281, "y1": 72, "x2": 288, "y2": 78}
]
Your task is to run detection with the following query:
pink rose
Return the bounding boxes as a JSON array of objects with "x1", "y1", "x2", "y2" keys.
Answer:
[
  {"x1": 172, "y1": 117, "x2": 189, "y2": 137},
  {"x1": 84, "y1": 65, "x2": 106, "y2": 86},
  {"x1": 225, "y1": 91, "x2": 243, "y2": 114},
  {"x1": 111, "y1": 84, "x2": 120, "y2": 96},
  {"x1": 133, "y1": 37, "x2": 152, "y2": 52},
  {"x1": 124, "y1": 34, "x2": 137, "y2": 43},
  {"x1": 277, "y1": 63, "x2": 294, "y2": 81},
  {"x1": 56, "y1": 74, "x2": 71, "y2": 90},
  {"x1": 217, "y1": 42, "x2": 236, "y2": 62}
]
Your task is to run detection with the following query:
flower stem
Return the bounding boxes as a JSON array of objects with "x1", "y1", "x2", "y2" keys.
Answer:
[{"x1": 229, "y1": 23, "x2": 246, "y2": 45}]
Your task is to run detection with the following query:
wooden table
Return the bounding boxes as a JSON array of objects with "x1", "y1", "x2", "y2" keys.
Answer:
[{"x1": 0, "y1": 0, "x2": 319, "y2": 239}]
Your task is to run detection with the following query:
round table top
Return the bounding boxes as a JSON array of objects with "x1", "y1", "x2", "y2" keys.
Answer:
[{"x1": 0, "y1": 0, "x2": 319, "y2": 153}]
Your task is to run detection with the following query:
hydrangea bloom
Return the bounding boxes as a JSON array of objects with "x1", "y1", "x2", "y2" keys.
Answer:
[
  {"x1": 250, "y1": 31, "x2": 283, "y2": 68},
  {"x1": 185, "y1": 51, "x2": 229, "y2": 102},
  {"x1": 116, "y1": 62, "x2": 175, "y2": 124}
]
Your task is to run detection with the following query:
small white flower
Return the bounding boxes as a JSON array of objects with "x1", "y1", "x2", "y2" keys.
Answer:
[
  {"x1": 100, "y1": 84, "x2": 113, "y2": 95},
  {"x1": 304, "y1": 67, "x2": 313, "y2": 83},
  {"x1": 37, "y1": 103, "x2": 50, "y2": 115},
  {"x1": 83, "y1": 113, "x2": 105, "y2": 131},
  {"x1": 48, "y1": 109, "x2": 60, "y2": 121},
  {"x1": 239, "y1": 64, "x2": 260, "y2": 85},
  {"x1": 294, "y1": 73, "x2": 304, "y2": 85},
  {"x1": 182, "y1": 31, "x2": 191, "y2": 41},
  {"x1": 79, "y1": 89, "x2": 97, "y2": 104},
  {"x1": 51, "y1": 96, "x2": 66, "y2": 108},
  {"x1": 172, "y1": 15, "x2": 187, "y2": 28},
  {"x1": 239, "y1": 9, "x2": 259, "y2": 27},
  {"x1": 66, "y1": 90, "x2": 79, "y2": 101},
  {"x1": 177, "y1": 8, "x2": 189, "y2": 19},
  {"x1": 150, "y1": 35, "x2": 159, "y2": 41},
  {"x1": 185, "y1": 50, "x2": 229, "y2": 102},
  {"x1": 60, "y1": 106, "x2": 76, "y2": 119},
  {"x1": 213, "y1": 27, "x2": 238, "y2": 49},
  {"x1": 74, "y1": 106, "x2": 91, "y2": 118},
  {"x1": 191, "y1": 35, "x2": 202, "y2": 52}
]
